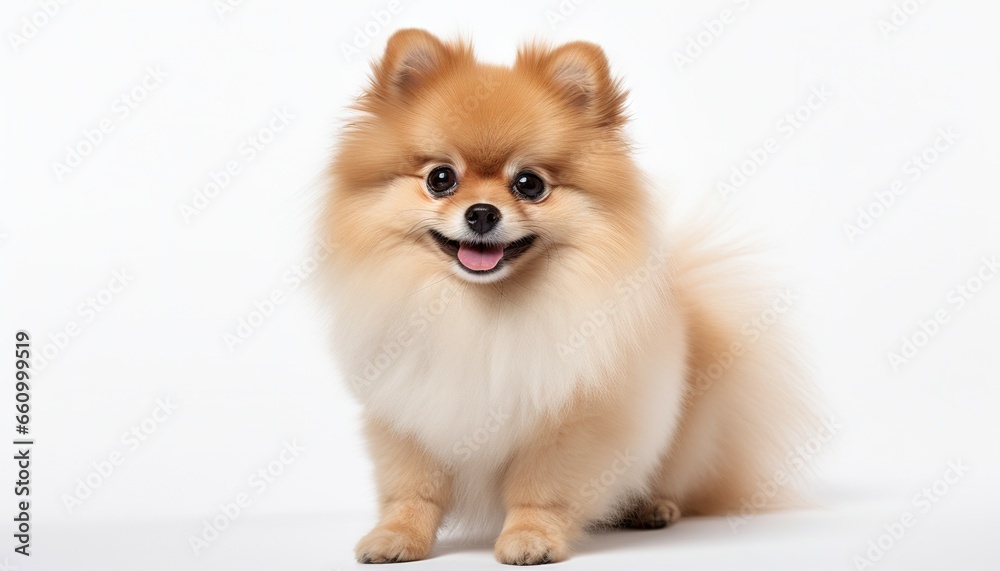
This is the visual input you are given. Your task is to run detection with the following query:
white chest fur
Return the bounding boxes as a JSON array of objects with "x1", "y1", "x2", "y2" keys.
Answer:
[{"x1": 328, "y1": 255, "x2": 687, "y2": 526}]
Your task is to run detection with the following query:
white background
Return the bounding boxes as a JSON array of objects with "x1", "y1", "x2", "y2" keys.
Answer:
[{"x1": 2, "y1": 0, "x2": 999, "y2": 569}]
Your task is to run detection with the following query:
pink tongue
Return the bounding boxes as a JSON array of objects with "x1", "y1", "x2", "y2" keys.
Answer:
[{"x1": 457, "y1": 243, "x2": 504, "y2": 271}]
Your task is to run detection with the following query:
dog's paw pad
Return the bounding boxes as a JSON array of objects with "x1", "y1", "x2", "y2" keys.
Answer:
[
  {"x1": 494, "y1": 529, "x2": 566, "y2": 565},
  {"x1": 355, "y1": 527, "x2": 428, "y2": 564}
]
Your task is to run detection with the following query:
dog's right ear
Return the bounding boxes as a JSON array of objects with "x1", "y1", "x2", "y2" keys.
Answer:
[
  {"x1": 516, "y1": 41, "x2": 627, "y2": 128},
  {"x1": 371, "y1": 29, "x2": 463, "y2": 98}
]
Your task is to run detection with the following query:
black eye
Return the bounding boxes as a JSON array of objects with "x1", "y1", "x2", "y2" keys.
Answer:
[
  {"x1": 511, "y1": 171, "x2": 546, "y2": 200},
  {"x1": 427, "y1": 166, "x2": 458, "y2": 196}
]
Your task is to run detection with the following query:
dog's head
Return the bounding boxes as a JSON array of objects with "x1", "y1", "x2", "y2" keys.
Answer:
[{"x1": 326, "y1": 29, "x2": 650, "y2": 289}]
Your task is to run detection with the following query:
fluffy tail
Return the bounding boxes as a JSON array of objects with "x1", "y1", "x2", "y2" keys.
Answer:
[{"x1": 657, "y1": 205, "x2": 825, "y2": 518}]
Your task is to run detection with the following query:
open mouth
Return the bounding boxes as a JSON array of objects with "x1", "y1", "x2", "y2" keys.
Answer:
[{"x1": 429, "y1": 230, "x2": 536, "y2": 274}]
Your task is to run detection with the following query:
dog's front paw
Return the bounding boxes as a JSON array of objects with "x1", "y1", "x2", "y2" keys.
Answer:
[
  {"x1": 494, "y1": 528, "x2": 569, "y2": 565},
  {"x1": 355, "y1": 526, "x2": 431, "y2": 564}
]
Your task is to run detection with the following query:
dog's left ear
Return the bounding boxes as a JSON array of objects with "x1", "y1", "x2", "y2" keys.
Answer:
[{"x1": 517, "y1": 41, "x2": 627, "y2": 128}]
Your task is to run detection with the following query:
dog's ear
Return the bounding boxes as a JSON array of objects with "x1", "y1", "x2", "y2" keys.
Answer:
[
  {"x1": 517, "y1": 41, "x2": 627, "y2": 128},
  {"x1": 371, "y1": 29, "x2": 465, "y2": 98}
]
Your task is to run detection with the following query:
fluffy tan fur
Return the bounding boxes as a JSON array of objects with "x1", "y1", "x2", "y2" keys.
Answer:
[{"x1": 319, "y1": 29, "x2": 819, "y2": 565}]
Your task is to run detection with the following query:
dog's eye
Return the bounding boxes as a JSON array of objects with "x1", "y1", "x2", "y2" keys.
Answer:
[
  {"x1": 511, "y1": 171, "x2": 546, "y2": 201},
  {"x1": 427, "y1": 166, "x2": 458, "y2": 196}
]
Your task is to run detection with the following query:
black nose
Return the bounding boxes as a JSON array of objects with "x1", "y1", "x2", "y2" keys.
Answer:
[{"x1": 465, "y1": 203, "x2": 501, "y2": 235}]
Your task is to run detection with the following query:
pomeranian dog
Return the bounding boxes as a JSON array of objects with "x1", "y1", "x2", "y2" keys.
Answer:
[{"x1": 319, "y1": 29, "x2": 818, "y2": 565}]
